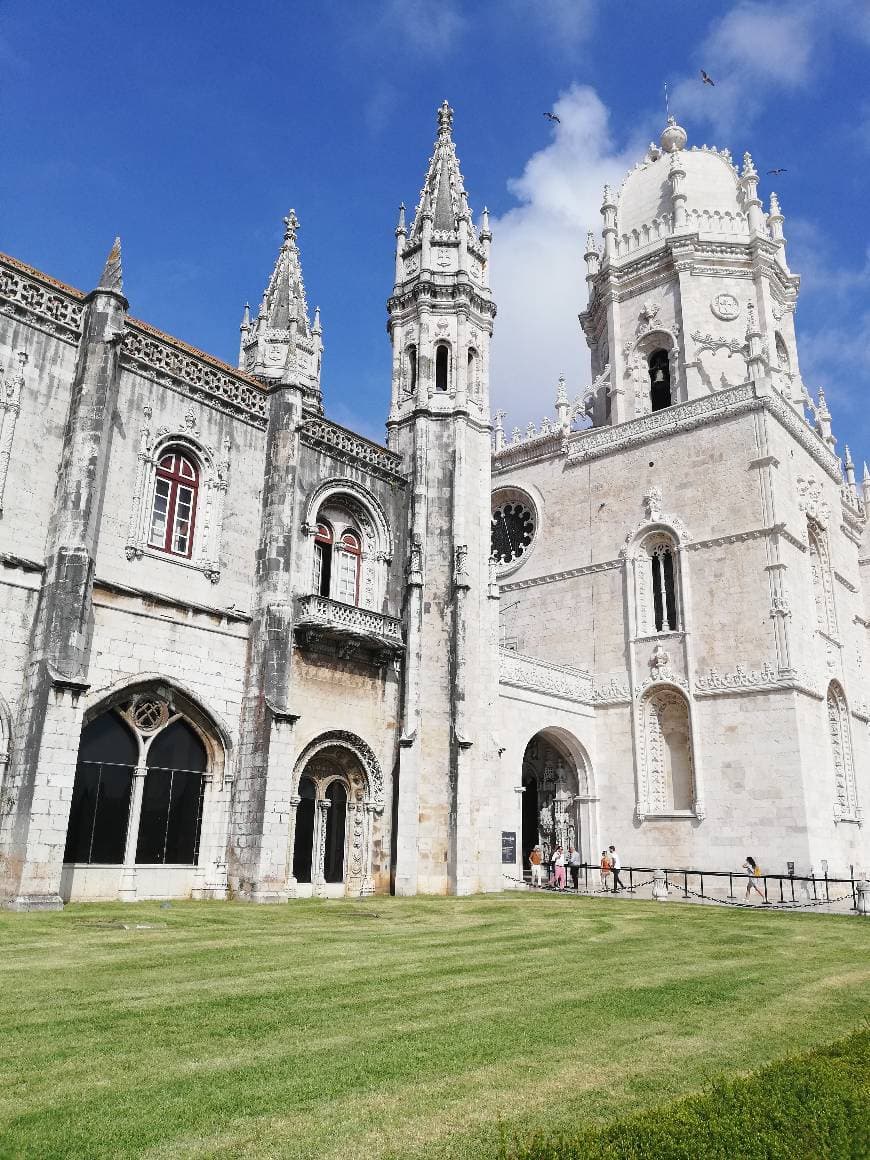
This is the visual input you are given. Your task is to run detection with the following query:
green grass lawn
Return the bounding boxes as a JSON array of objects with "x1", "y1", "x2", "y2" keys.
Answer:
[{"x1": 0, "y1": 894, "x2": 867, "y2": 1159}]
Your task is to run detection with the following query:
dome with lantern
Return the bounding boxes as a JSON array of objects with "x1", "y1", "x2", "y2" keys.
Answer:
[{"x1": 614, "y1": 117, "x2": 750, "y2": 255}]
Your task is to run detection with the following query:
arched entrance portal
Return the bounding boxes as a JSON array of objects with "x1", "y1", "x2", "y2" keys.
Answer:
[
  {"x1": 521, "y1": 729, "x2": 594, "y2": 875},
  {"x1": 290, "y1": 741, "x2": 372, "y2": 898}
]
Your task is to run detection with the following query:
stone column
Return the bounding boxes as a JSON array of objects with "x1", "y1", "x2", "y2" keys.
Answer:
[
  {"x1": 0, "y1": 243, "x2": 127, "y2": 909},
  {"x1": 118, "y1": 762, "x2": 147, "y2": 902},
  {"x1": 285, "y1": 794, "x2": 302, "y2": 897},
  {"x1": 312, "y1": 799, "x2": 330, "y2": 897}
]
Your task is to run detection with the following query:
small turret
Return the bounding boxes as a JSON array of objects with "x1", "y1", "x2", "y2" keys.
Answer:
[
  {"x1": 862, "y1": 462, "x2": 870, "y2": 509},
  {"x1": 601, "y1": 185, "x2": 617, "y2": 261},
  {"x1": 844, "y1": 445, "x2": 857, "y2": 498},
  {"x1": 816, "y1": 388, "x2": 836, "y2": 451},
  {"x1": 767, "y1": 191, "x2": 788, "y2": 270},
  {"x1": 238, "y1": 303, "x2": 251, "y2": 368},
  {"x1": 584, "y1": 232, "x2": 600, "y2": 298},
  {"x1": 394, "y1": 203, "x2": 407, "y2": 285},
  {"x1": 746, "y1": 303, "x2": 766, "y2": 383},
  {"x1": 668, "y1": 149, "x2": 688, "y2": 232},
  {"x1": 740, "y1": 152, "x2": 765, "y2": 234},
  {"x1": 555, "y1": 375, "x2": 570, "y2": 432}
]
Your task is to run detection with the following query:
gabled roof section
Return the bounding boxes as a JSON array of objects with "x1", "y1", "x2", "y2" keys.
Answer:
[{"x1": 410, "y1": 101, "x2": 478, "y2": 240}]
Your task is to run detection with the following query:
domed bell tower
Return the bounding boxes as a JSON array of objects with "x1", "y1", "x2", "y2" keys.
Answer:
[{"x1": 387, "y1": 101, "x2": 500, "y2": 895}]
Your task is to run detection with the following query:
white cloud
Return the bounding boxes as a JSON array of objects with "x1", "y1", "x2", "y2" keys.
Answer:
[
  {"x1": 489, "y1": 85, "x2": 645, "y2": 431},
  {"x1": 669, "y1": 1, "x2": 815, "y2": 136},
  {"x1": 502, "y1": 0, "x2": 597, "y2": 50}
]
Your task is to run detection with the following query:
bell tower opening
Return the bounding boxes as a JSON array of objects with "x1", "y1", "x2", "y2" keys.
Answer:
[
  {"x1": 435, "y1": 343, "x2": 449, "y2": 392},
  {"x1": 648, "y1": 348, "x2": 671, "y2": 411}
]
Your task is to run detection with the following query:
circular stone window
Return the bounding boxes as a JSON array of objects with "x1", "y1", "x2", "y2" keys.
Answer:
[{"x1": 491, "y1": 487, "x2": 538, "y2": 574}]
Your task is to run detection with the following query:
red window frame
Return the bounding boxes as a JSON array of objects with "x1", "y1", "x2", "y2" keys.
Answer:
[
  {"x1": 336, "y1": 529, "x2": 361, "y2": 606},
  {"x1": 314, "y1": 521, "x2": 334, "y2": 596},
  {"x1": 148, "y1": 451, "x2": 199, "y2": 558}
]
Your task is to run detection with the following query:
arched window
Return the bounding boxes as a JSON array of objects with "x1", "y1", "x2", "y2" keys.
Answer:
[
  {"x1": 136, "y1": 719, "x2": 206, "y2": 864},
  {"x1": 467, "y1": 347, "x2": 478, "y2": 396},
  {"x1": 148, "y1": 449, "x2": 198, "y2": 557},
  {"x1": 335, "y1": 530, "x2": 361, "y2": 604},
  {"x1": 651, "y1": 544, "x2": 678, "y2": 632},
  {"x1": 313, "y1": 520, "x2": 334, "y2": 597},
  {"x1": 311, "y1": 504, "x2": 363, "y2": 607},
  {"x1": 435, "y1": 343, "x2": 449, "y2": 392},
  {"x1": 648, "y1": 349, "x2": 671, "y2": 412},
  {"x1": 407, "y1": 345, "x2": 417, "y2": 394},
  {"x1": 827, "y1": 682, "x2": 859, "y2": 822},
  {"x1": 64, "y1": 713, "x2": 137, "y2": 864},
  {"x1": 641, "y1": 688, "x2": 695, "y2": 814},
  {"x1": 775, "y1": 332, "x2": 790, "y2": 376}
]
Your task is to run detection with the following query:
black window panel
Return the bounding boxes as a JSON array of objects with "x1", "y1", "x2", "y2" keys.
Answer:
[
  {"x1": 293, "y1": 777, "x2": 317, "y2": 882},
  {"x1": 136, "y1": 720, "x2": 207, "y2": 865},
  {"x1": 435, "y1": 345, "x2": 449, "y2": 392},
  {"x1": 663, "y1": 550, "x2": 677, "y2": 630},
  {"x1": 649, "y1": 349, "x2": 672, "y2": 412},
  {"x1": 319, "y1": 544, "x2": 332, "y2": 596},
  {"x1": 64, "y1": 712, "x2": 137, "y2": 864},
  {"x1": 324, "y1": 781, "x2": 347, "y2": 883},
  {"x1": 147, "y1": 720, "x2": 206, "y2": 773}
]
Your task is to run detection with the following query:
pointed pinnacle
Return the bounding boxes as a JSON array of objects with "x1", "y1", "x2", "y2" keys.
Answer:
[
  {"x1": 283, "y1": 209, "x2": 300, "y2": 243},
  {"x1": 845, "y1": 444, "x2": 854, "y2": 468},
  {"x1": 240, "y1": 302, "x2": 251, "y2": 330},
  {"x1": 437, "y1": 99, "x2": 454, "y2": 138},
  {"x1": 396, "y1": 203, "x2": 406, "y2": 235},
  {"x1": 98, "y1": 237, "x2": 123, "y2": 293},
  {"x1": 863, "y1": 461, "x2": 870, "y2": 483}
]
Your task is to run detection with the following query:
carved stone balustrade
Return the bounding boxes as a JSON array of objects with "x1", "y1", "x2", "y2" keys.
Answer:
[
  {"x1": 295, "y1": 595, "x2": 404, "y2": 665},
  {"x1": 498, "y1": 648, "x2": 593, "y2": 704}
]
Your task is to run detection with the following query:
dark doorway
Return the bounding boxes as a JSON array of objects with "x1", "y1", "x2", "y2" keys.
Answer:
[
  {"x1": 293, "y1": 777, "x2": 316, "y2": 883},
  {"x1": 521, "y1": 776, "x2": 539, "y2": 874},
  {"x1": 324, "y1": 781, "x2": 348, "y2": 883}
]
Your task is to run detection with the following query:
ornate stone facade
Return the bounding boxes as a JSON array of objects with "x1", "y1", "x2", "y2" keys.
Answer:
[{"x1": 0, "y1": 106, "x2": 867, "y2": 909}]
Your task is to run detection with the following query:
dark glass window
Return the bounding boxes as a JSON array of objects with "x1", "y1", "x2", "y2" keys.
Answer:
[
  {"x1": 408, "y1": 345, "x2": 417, "y2": 393},
  {"x1": 64, "y1": 713, "x2": 137, "y2": 864},
  {"x1": 136, "y1": 720, "x2": 205, "y2": 865},
  {"x1": 324, "y1": 781, "x2": 347, "y2": 883},
  {"x1": 293, "y1": 777, "x2": 316, "y2": 883},
  {"x1": 648, "y1": 349, "x2": 672, "y2": 412},
  {"x1": 314, "y1": 521, "x2": 333, "y2": 596},
  {"x1": 435, "y1": 344, "x2": 449, "y2": 392}
]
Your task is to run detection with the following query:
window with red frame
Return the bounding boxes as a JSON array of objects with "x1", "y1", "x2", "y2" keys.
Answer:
[
  {"x1": 312, "y1": 521, "x2": 361, "y2": 605},
  {"x1": 335, "y1": 530, "x2": 361, "y2": 604},
  {"x1": 148, "y1": 451, "x2": 198, "y2": 557}
]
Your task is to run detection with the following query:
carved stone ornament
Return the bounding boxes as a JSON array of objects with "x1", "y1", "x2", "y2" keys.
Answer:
[
  {"x1": 636, "y1": 300, "x2": 660, "y2": 335},
  {"x1": 796, "y1": 477, "x2": 830, "y2": 528},
  {"x1": 0, "y1": 351, "x2": 27, "y2": 514},
  {"x1": 710, "y1": 292, "x2": 740, "y2": 321}
]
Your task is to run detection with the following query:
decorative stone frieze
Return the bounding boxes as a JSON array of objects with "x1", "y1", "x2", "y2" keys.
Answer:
[
  {"x1": 300, "y1": 418, "x2": 404, "y2": 480},
  {"x1": 498, "y1": 648, "x2": 593, "y2": 703},
  {"x1": 0, "y1": 254, "x2": 85, "y2": 343},
  {"x1": 122, "y1": 320, "x2": 268, "y2": 427}
]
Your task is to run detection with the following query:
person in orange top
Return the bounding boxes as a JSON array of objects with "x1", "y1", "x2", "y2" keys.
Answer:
[
  {"x1": 529, "y1": 845, "x2": 543, "y2": 887},
  {"x1": 599, "y1": 849, "x2": 612, "y2": 892}
]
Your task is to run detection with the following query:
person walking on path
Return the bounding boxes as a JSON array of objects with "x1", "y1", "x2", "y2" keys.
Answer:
[
  {"x1": 599, "y1": 849, "x2": 612, "y2": 892},
  {"x1": 568, "y1": 846, "x2": 582, "y2": 891},
  {"x1": 743, "y1": 855, "x2": 765, "y2": 902},
  {"x1": 553, "y1": 845, "x2": 566, "y2": 890},
  {"x1": 529, "y1": 845, "x2": 543, "y2": 887},
  {"x1": 609, "y1": 845, "x2": 624, "y2": 893}
]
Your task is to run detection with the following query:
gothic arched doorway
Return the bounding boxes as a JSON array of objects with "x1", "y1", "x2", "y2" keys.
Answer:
[
  {"x1": 521, "y1": 729, "x2": 593, "y2": 875},
  {"x1": 289, "y1": 741, "x2": 373, "y2": 898}
]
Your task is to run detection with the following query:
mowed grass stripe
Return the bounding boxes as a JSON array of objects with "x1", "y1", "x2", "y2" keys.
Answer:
[{"x1": 1, "y1": 895, "x2": 867, "y2": 1159}]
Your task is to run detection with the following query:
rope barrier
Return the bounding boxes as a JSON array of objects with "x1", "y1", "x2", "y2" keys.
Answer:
[{"x1": 503, "y1": 874, "x2": 856, "y2": 912}]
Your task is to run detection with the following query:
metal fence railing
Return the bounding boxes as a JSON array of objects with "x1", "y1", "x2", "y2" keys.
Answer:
[{"x1": 514, "y1": 862, "x2": 866, "y2": 913}]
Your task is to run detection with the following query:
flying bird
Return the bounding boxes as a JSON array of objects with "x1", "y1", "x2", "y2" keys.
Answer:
[
  {"x1": 700, "y1": 69, "x2": 715, "y2": 86},
  {"x1": 767, "y1": 167, "x2": 787, "y2": 175},
  {"x1": 544, "y1": 111, "x2": 561, "y2": 123}
]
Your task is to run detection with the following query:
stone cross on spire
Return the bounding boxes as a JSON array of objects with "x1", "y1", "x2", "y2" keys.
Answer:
[
  {"x1": 283, "y1": 210, "x2": 300, "y2": 245},
  {"x1": 437, "y1": 99, "x2": 454, "y2": 138}
]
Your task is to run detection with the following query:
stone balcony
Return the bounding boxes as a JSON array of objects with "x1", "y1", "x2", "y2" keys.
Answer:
[{"x1": 294, "y1": 594, "x2": 404, "y2": 664}]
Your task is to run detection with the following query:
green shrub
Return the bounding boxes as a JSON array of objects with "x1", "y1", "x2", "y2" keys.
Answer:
[{"x1": 502, "y1": 1028, "x2": 870, "y2": 1160}]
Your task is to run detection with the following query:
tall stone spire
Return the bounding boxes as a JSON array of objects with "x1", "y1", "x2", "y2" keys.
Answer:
[
  {"x1": 409, "y1": 100, "x2": 477, "y2": 239},
  {"x1": 240, "y1": 210, "x2": 323, "y2": 410},
  {"x1": 97, "y1": 237, "x2": 124, "y2": 294}
]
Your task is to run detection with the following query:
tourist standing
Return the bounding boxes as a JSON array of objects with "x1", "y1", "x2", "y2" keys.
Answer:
[
  {"x1": 609, "y1": 845, "x2": 624, "y2": 892},
  {"x1": 553, "y1": 845, "x2": 566, "y2": 889},
  {"x1": 599, "y1": 849, "x2": 612, "y2": 891},
  {"x1": 529, "y1": 845, "x2": 543, "y2": 887},
  {"x1": 742, "y1": 855, "x2": 765, "y2": 902},
  {"x1": 568, "y1": 846, "x2": 582, "y2": 891}
]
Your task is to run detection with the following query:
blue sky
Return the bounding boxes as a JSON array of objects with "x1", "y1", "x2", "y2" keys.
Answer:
[{"x1": 3, "y1": 1, "x2": 870, "y2": 462}]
